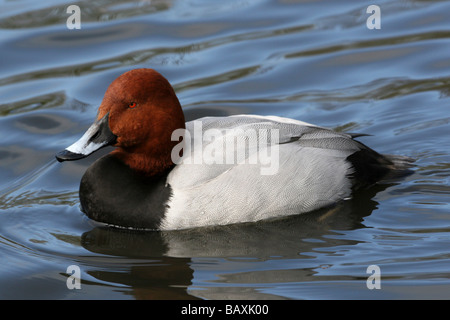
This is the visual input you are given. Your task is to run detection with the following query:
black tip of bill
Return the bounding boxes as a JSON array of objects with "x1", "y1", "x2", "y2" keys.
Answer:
[
  {"x1": 55, "y1": 112, "x2": 116, "y2": 163},
  {"x1": 55, "y1": 150, "x2": 87, "y2": 162}
]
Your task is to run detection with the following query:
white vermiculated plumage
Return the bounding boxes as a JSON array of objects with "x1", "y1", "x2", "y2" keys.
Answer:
[{"x1": 162, "y1": 115, "x2": 359, "y2": 230}]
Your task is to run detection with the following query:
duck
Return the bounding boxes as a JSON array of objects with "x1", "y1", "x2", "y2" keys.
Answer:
[{"x1": 56, "y1": 68, "x2": 412, "y2": 230}]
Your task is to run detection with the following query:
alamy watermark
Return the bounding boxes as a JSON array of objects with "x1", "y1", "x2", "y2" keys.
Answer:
[
  {"x1": 66, "y1": 265, "x2": 81, "y2": 290},
  {"x1": 366, "y1": 265, "x2": 381, "y2": 289},
  {"x1": 366, "y1": 5, "x2": 381, "y2": 30},
  {"x1": 171, "y1": 121, "x2": 280, "y2": 175},
  {"x1": 64, "y1": 264, "x2": 382, "y2": 291},
  {"x1": 66, "y1": 5, "x2": 381, "y2": 30},
  {"x1": 66, "y1": 5, "x2": 81, "y2": 30}
]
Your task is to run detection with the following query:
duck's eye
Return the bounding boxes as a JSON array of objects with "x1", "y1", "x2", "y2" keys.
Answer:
[{"x1": 128, "y1": 102, "x2": 137, "y2": 109}]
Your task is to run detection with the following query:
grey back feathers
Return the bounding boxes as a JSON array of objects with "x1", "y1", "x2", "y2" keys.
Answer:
[{"x1": 162, "y1": 115, "x2": 412, "y2": 230}]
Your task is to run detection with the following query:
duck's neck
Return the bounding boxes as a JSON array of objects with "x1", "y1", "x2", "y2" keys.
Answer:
[{"x1": 111, "y1": 148, "x2": 174, "y2": 178}]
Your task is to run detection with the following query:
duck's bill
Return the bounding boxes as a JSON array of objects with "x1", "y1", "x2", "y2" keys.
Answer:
[{"x1": 56, "y1": 112, "x2": 117, "y2": 162}]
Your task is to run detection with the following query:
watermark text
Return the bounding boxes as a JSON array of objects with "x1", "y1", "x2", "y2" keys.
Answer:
[
  {"x1": 66, "y1": 265, "x2": 81, "y2": 289},
  {"x1": 366, "y1": 264, "x2": 381, "y2": 289},
  {"x1": 366, "y1": 5, "x2": 381, "y2": 29},
  {"x1": 171, "y1": 121, "x2": 280, "y2": 175},
  {"x1": 66, "y1": 5, "x2": 81, "y2": 30}
]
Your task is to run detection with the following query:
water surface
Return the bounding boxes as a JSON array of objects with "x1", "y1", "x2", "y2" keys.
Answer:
[{"x1": 0, "y1": 0, "x2": 449, "y2": 299}]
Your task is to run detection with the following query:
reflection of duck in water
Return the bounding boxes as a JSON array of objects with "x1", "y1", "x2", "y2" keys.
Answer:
[
  {"x1": 80, "y1": 186, "x2": 389, "y2": 299},
  {"x1": 81, "y1": 227, "x2": 198, "y2": 300},
  {"x1": 57, "y1": 68, "x2": 413, "y2": 230},
  {"x1": 81, "y1": 181, "x2": 387, "y2": 258}
]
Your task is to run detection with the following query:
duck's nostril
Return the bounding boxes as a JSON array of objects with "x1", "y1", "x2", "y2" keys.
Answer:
[{"x1": 89, "y1": 131, "x2": 101, "y2": 143}]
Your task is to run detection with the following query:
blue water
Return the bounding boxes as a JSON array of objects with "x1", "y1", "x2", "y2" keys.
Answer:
[{"x1": 0, "y1": 0, "x2": 449, "y2": 299}]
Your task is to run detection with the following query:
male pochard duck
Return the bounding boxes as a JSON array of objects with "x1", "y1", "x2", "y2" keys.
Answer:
[{"x1": 56, "y1": 68, "x2": 411, "y2": 230}]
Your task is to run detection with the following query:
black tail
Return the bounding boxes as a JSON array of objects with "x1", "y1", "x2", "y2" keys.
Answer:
[
  {"x1": 381, "y1": 154, "x2": 415, "y2": 181},
  {"x1": 346, "y1": 141, "x2": 415, "y2": 190}
]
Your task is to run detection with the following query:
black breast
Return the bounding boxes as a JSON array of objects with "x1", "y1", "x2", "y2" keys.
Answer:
[{"x1": 79, "y1": 154, "x2": 172, "y2": 230}]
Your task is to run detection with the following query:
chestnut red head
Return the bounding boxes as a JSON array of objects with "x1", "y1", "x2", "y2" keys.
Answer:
[{"x1": 56, "y1": 68, "x2": 186, "y2": 176}]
